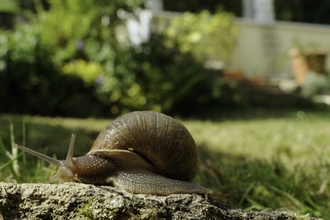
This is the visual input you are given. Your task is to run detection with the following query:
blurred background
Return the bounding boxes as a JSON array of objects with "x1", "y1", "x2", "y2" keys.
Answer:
[{"x1": 1, "y1": 0, "x2": 330, "y2": 118}]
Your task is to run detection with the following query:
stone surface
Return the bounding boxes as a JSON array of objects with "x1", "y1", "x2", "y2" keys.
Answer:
[{"x1": 0, "y1": 182, "x2": 318, "y2": 220}]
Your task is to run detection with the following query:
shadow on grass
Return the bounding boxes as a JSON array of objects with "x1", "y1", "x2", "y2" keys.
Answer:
[{"x1": 196, "y1": 146, "x2": 329, "y2": 219}]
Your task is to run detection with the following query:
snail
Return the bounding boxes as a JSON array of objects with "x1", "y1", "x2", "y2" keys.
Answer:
[{"x1": 15, "y1": 111, "x2": 212, "y2": 195}]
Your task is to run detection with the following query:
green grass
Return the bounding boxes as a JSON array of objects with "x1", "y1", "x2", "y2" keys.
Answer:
[{"x1": 0, "y1": 109, "x2": 329, "y2": 218}]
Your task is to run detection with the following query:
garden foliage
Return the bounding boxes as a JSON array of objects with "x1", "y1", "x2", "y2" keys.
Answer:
[{"x1": 0, "y1": 0, "x2": 239, "y2": 117}]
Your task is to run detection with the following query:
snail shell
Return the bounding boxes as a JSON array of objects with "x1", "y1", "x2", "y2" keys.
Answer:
[
  {"x1": 15, "y1": 111, "x2": 212, "y2": 195},
  {"x1": 90, "y1": 111, "x2": 197, "y2": 181}
]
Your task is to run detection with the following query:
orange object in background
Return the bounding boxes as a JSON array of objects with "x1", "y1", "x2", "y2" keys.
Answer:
[
  {"x1": 288, "y1": 48, "x2": 309, "y2": 85},
  {"x1": 288, "y1": 48, "x2": 328, "y2": 85},
  {"x1": 223, "y1": 68, "x2": 245, "y2": 82}
]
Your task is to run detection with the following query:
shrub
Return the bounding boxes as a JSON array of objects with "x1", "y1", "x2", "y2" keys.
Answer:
[
  {"x1": 96, "y1": 9, "x2": 240, "y2": 116},
  {"x1": 0, "y1": 26, "x2": 106, "y2": 117},
  {"x1": 1, "y1": 2, "x2": 240, "y2": 118},
  {"x1": 164, "y1": 10, "x2": 238, "y2": 64},
  {"x1": 96, "y1": 33, "x2": 220, "y2": 115}
]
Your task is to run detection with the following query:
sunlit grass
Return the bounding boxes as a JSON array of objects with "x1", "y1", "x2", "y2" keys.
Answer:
[
  {"x1": 186, "y1": 112, "x2": 330, "y2": 167},
  {"x1": 0, "y1": 110, "x2": 329, "y2": 218}
]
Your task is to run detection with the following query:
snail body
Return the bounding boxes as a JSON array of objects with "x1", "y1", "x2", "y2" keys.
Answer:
[{"x1": 16, "y1": 111, "x2": 212, "y2": 195}]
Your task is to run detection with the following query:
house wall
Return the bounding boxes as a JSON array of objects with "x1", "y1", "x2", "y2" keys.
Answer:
[{"x1": 232, "y1": 19, "x2": 330, "y2": 78}]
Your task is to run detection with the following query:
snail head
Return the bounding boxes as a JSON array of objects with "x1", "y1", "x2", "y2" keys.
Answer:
[{"x1": 15, "y1": 134, "x2": 78, "y2": 183}]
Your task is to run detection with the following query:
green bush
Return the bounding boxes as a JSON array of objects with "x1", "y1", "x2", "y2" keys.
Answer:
[
  {"x1": 164, "y1": 9, "x2": 238, "y2": 64},
  {"x1": 95, "y1": 8, "x2": 240, "y2": 116},
  {"x1": 0, "y1": 26, "x2": 106, "y2": 117},
  {"x1": 0, "y1": 1, "x2": 241, "y2": 118},
  {"x1": 95, "y1": 33, "x2": 244, "y2": 117},
  {"x1": 97, "y1": 34, "x2": 221, "y2": 115},
  {"x1": 0, "y1": 0, "x2": 143, "y2": 117}
]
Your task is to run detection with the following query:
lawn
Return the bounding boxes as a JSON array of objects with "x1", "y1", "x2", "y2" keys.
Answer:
[{"x1": 0, "y1": 109, "x2": 329, "y2": 218}]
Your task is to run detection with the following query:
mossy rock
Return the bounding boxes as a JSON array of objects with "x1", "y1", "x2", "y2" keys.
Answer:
[{"x1": 0, "y1": 183, "x2": 320, "y2": 220}]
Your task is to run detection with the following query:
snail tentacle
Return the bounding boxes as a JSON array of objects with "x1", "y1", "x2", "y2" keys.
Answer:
[
  {"x1": 15, "y1": 144, "x2": 62, "y2": 167},
  {"x1": 65, "y1": 133, "x2": 76, "y2": 167}
]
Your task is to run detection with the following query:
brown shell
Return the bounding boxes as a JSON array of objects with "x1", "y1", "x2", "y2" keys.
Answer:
[{"x1": 89, "y1": 111, "x2": 198, "y2": 181}]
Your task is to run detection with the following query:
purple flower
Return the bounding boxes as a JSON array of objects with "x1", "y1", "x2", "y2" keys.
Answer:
[
  {"x1": 96, "y1": 76, "x2": 104, "y2": 85},
  {"x1": 76, "y1": 40, "x2": 84, "y2": 51}
]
